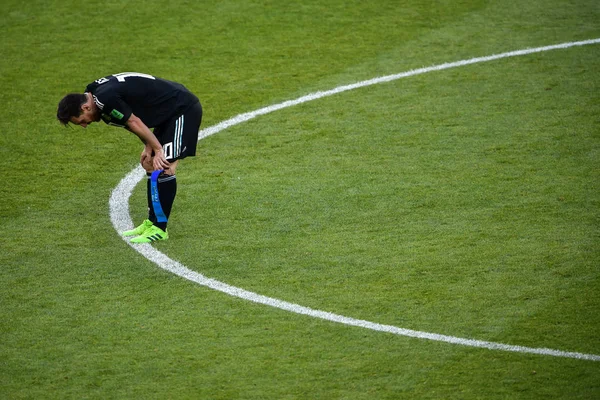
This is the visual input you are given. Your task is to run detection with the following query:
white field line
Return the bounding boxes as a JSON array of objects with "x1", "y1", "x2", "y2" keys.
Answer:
[{"x1": 110, "y1": 39, "x2": 600, "y2": 362}]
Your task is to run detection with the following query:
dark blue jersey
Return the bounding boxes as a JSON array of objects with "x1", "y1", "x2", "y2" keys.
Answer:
[{"x1": 85, "y1": 72, "x2": 199, "y2": 128}]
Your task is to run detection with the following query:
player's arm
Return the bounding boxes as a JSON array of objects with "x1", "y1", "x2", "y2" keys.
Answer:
[{"x1": 126, "y1": 113, "x2": 170, "y2": 171}]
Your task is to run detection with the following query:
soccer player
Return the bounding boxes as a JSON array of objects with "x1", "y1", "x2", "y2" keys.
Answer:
[{"x1": 57, "y1": 72, "x2": 203, "y2": 243}]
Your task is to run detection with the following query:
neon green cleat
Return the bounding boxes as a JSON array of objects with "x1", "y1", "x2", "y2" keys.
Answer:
[
  {"x1": 122, "y1": 219, "x2": 154, "y2": 237},
  {"x1": 130, "y1": 225, "x2": 169, "y2": 243}
]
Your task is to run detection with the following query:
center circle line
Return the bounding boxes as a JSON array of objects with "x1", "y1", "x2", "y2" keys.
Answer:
[{"x1": 109, "y1": 38, "x2": 600, "y2": 361}]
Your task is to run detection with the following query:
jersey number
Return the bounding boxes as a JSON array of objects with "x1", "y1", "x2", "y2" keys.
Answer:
[
  {"x1": 94, "y1": 73, "x2": 155, "y2": 85},
  {"x1": 163, "y1": 142, "x2": 174, "y2": 160},
  {"x1": 113, "y1": 72, "x2": 156, "y2": 82}
]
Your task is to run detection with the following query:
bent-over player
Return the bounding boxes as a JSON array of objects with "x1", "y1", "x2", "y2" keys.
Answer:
[{"x1": 57, "y1": 72, "x2": 203, "y2": 243}]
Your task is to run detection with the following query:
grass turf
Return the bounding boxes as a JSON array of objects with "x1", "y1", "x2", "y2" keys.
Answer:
[{"x1": 1, "y1": 0, "x2": 599, "y2": 398}]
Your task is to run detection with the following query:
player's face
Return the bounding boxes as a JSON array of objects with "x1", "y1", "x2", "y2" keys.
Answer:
[{"x1": 70, "y1": 100, "x2": 100, "y2": 128}]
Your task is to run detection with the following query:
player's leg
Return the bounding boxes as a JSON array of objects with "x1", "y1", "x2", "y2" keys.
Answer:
[
  {"x1": 151, "y1": 102, "x2": 202, "y2": 230},
  {"x1": 125, "y1": 154, "x2": 178, "y2": 240},
  {"x1": 152, "y1": 160, "x2": 179, "y2": 232},
  {"x1": 127, "y1": 168, "x2": 173, "y2": 243},
  {"x1": 130, "y1": 102, "x2": 202, "y2": 242},
  {"x1": 122, "y1": 156, "x2": 160, "y2": 237}
]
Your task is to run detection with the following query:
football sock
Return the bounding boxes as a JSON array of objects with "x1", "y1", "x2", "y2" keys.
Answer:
[
  {"x1": 146, "y1": 173, "x2": 155, "y2": 224},
  {"x1": 146, "y1": 172, "x2": 177, "y2": 231},
  {"x1": 155, "y1": 173, "x2": 177, "y2": 231}
]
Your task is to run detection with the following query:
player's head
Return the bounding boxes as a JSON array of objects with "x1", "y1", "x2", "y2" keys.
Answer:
[{"x1": 57, "y1": 93, "x2": 100, "y2": 127}]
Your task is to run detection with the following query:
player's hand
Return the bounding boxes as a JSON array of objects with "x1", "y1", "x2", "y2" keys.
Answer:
[
  {"x1": 152, "y1": 149, "x2": 170, "y2": 171},
  {"x1": 139, "y1": 147, "x2": 154, "y2": 172},
  {"x1": 140, "y1": 148, "x2": 152, "y2": 165}
]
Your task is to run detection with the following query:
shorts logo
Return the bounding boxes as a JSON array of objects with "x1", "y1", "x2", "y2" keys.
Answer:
[{"x1": 111, "y1": 109, "x2": 124, "y2": 119}]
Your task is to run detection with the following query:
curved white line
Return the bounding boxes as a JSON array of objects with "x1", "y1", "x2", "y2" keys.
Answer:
[{"x1": 110, "y1": 39, "x2": 600, "y2": 361}]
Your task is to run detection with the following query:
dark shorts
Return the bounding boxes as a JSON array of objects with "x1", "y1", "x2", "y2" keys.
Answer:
[{"x1": 153, "y1": 101, "x2": 203, "y2": 161}]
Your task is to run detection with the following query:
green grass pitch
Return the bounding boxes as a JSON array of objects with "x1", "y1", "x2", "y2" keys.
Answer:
[{"x1": 1, "y1": 0, "x2": 599, "y2": 398}]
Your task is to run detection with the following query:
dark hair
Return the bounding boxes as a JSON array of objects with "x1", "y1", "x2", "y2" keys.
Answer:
[{"x1": 57, "y1": 93, "x2": 87, "y2": 125}]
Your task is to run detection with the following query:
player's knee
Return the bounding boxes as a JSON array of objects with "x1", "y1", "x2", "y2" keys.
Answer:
[
  {"x1": 141, "y1": 157, "x2": 154, "y2": 173},
  {"x1": 141, "y1": 158, "x2": 178, "y2": 175},
  {"x1": 163, "y1": 160, "x2": 179, "y2": 176}
]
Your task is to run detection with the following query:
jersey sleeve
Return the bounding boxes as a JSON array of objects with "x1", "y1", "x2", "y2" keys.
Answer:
[{"x1": 94, "y1": 85, "x2": 133, "y2": 126}]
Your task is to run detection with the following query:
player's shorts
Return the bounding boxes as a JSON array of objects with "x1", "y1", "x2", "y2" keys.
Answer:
[{"x1": 153, "y1": 101, "x2": 203, "y2": 162}]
